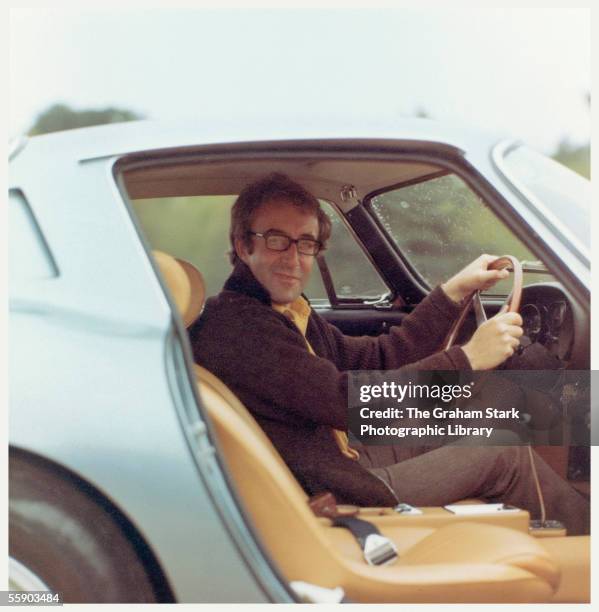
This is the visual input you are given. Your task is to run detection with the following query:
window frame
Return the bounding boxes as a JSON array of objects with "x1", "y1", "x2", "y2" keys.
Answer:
[
  {"x1": 313, "y1": 198, "x2": 392, "y2": 309},
  {"x1": 8, "y1": 188, "x2": 59, "y2": 285}
]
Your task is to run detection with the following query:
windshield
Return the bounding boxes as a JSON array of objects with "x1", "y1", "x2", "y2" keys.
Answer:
[
  {"x1": 369, "y1": 172, "x2": 555, "y2": 295},
  {"x1": 497, "y1": 144, "x2": 590, "y2": 251}
]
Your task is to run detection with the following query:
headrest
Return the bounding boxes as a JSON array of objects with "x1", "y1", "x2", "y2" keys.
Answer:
[
  {"x1": 152, "y1": 250, "x2": 206, "y2": 327},
  {"x1": 176, "y1": 257, "x2": 206, "y2": 326}
]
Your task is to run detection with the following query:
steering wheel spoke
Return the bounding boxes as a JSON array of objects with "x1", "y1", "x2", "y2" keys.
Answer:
[
  {"x1": 443, "y1": 256, "x2": 523, "y2": 351},
  {"x1": 472, "y1": 292, "x2": 488, "y2": 327}
]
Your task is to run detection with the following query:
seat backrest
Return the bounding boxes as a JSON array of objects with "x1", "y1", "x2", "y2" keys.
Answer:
[
  {"x1": 194, "y1": 363, "x2": 301, "y2": 478},
  {"x1": 195, "y1": 363, "x2": 356, "y2": 577}
]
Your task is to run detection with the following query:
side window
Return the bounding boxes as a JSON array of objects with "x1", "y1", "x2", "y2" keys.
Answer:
[
  {"x1": 131, "y1": 196, "x2": 388, "y2": 302},
  {"x1": 369, "y1": 174, "x2": 553, "y2": 294},
  {"x1": 131, "y1": 195, "x2": 236, "y2": 297},
  {"x1": 9, "y1": 189, "x2": 58, "y2": 286},
  {"x1": 306, "y1": 200, "x2": 388, "y2": 302}
]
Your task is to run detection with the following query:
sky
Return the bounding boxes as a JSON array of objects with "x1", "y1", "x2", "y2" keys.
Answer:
[{"x1": 8, "y1": 7, "x2": 590, "y2": 154}]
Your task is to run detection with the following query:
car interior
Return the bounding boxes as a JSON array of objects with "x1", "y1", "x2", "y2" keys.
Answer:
[{"x1": 120, "y1": 147, "x2": 590, "y2": 603}]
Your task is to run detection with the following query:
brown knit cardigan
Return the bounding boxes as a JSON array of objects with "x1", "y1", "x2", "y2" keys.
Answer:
[{"x1": 190, "y1": 263, "x2": 471, "y2": 506}]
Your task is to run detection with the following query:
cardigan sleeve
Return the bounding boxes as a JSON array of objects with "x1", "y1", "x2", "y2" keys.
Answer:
[{"x1": 323, "y1": 285, "x2": 472, "y2": 372}]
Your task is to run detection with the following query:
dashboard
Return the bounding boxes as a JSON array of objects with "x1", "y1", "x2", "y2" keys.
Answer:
[{"x1": 519, "y1": 283, "x2": 582, "y2": 364}]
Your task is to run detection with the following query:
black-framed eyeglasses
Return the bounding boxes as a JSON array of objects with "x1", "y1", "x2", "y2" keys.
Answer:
[{"x1": 248, "y1": 230, "x2": 323, "y2": 256}]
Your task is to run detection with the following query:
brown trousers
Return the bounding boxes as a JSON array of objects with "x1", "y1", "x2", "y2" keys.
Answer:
[{"x1": 356, "y1": 443, "x2": 589, "y2": 535}]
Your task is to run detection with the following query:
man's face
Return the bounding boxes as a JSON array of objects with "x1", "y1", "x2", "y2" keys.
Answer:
[{"x1": 236, "y1": 199, "x2": 319, "y2": 306}]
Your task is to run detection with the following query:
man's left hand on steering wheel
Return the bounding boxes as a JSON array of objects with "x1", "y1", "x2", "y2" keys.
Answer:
[
  {"x1": 441, "y1": 255, "x2": 524, "y2": 370},
  {"x1": 441, "y1": 254, "x2": 510, "y2": 304}
]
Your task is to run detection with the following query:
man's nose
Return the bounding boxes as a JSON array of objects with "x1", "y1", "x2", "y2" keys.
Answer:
[{"x1": 281, "y1": 242, "x2": 300, "y2": 264}]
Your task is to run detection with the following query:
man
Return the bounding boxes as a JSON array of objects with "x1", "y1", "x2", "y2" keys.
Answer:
[{"x1": 190, "y1": 172, "x2": 589, "y2": 535}]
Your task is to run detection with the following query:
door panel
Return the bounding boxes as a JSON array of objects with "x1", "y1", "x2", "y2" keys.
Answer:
[{"x1": 316, "y1": 307, "x2": 409, "y2": 337}]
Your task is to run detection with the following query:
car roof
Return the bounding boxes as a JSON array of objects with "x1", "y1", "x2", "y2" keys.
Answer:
[{"x1": 16, "y1": 117, "x2": 506, "y2": 162}]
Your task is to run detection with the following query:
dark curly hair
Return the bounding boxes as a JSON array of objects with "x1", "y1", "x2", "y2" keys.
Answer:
[{"x1": 229, "y1": 172, "x2": 332, "y2": 265}]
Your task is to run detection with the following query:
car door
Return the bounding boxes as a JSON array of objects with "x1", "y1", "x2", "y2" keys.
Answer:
[{"x1": 9, "y1": 140, "x2": 290, "y2": 603}]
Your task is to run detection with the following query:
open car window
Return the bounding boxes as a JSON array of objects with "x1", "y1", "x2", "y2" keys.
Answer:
[
  {"x1": 132, "y1": 194, "x2": 236, "y2": 297},
  {"x1": 131, "y1": 194, "x2": 388, "y2": 303},
  {"x1": 368, "y1": 173, "x2": 554, "y2": 295}
]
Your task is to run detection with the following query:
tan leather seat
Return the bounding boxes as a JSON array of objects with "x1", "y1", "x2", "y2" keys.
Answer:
[{"x1": 152, "y1": 250, "x2": 581, "y2": 603}]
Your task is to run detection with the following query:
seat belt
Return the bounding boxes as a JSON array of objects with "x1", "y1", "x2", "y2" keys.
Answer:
[
  {"x1": 331, "y1": 516, "x2": 398, "y2": 566},
  {"x1": 309, "y1": 492, "x2": 398, "y2": 566}
]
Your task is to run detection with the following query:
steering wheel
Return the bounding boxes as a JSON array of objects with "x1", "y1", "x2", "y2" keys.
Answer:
[{"x1": 443, "y1": 256, "x2": 523, "y2": 350}]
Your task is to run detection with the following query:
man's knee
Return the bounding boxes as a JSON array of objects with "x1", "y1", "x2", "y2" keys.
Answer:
[{"x1": 477, "y1": 445, "x2": 524, "y2": 481}]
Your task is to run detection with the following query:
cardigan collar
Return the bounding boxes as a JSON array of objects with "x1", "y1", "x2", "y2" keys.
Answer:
[{"x1": 223, "y1": 262, "x2": 273, "y2": 305}]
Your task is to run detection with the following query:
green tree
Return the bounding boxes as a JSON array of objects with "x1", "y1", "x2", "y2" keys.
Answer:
[
  {"x1": 413, "y1": 106, "x2": 431, "y2": 118},
  {"x1": 28, "y1": 103, "x2": 144, "y2": 135},
  {"x1": 551, "y1": 91, "x2": 590, "y2": 178},
  {"x1": 552, "y1": 138, "x2": 590, "y2": 179}
]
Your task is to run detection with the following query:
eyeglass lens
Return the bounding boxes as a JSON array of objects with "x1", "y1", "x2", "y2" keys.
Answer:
[{"x1": 265, "y1": 233, "x2": 319, "y2": 255}]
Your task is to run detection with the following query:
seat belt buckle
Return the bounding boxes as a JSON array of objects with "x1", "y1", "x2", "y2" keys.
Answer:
[
  {"x1": 393, "y1": 502, "x2": 423, "y2": 515},
  {"x1": 363, "y1": 533, "x2": 398, "y2": 566}
]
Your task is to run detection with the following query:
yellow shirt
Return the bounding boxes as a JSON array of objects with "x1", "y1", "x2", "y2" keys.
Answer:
[{"x1": 272, "y1": 297, "x2": 360, "y2": 461}]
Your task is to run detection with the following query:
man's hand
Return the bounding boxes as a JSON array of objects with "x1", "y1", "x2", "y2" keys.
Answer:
[
  {"x1": 442, "y1": 254, "x2": 510, "y2": 304},
  {"x1": 461, "y1": 307, "x2": 524, "y2": 370}
]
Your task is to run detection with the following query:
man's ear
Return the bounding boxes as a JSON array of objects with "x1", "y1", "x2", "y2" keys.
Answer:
[{"x1": 234, "y1": 237, "x2": 250, "y2": 264}]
